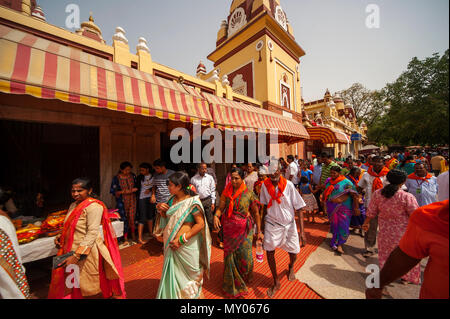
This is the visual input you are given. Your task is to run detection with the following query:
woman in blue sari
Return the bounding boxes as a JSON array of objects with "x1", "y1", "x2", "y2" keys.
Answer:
[
  {"x1": 323, "y1": 166, "x2": 361, "y2": 254},
  {"x1": 154, "y1": 172, "x2": 211, "y2": 299}
]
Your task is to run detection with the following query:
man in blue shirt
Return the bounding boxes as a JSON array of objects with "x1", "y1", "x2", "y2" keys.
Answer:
[{"x1": 405, "y1": 163, "x2": 439, "y2": 207}]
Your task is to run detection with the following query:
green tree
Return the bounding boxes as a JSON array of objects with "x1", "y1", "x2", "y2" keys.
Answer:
[
  {"x1": 367, "y1": 50, "x2": 449, "y2": 146},
  {"x1": 341, "y1": 83, "x2": 387, "y2": 126}
]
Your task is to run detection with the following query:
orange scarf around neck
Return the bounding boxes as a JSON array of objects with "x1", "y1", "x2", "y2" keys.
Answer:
[
  {"x1": 408, "y1": 173, "x2": 432, "y2": 182},
  {"x1": 264, "y1": 176, "x2": 288, "y2": 208},
  {"x1": 222, "y1": 182, "x2": 247, "y2": 218},
  {"x1": 323, "y1": 175, "x2": 346, "y2": 202},
  {"x1": 368, "y1": 166, "x2": 390, "y2": 193}
]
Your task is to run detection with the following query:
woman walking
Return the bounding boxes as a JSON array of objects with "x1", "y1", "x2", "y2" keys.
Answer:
[
  {"x1": 155, "y1": 172, "x2": 211, "y2": 299},
  {"x1": 363, "y1": 170, "x2": 421, "y2": 286},
  {"x1": 346, "y1": 167, "x2": 366, "y2": 237},
  {"x1": 323, "y1": 166, "x2": 361, "y2": 254},
  {"x1": 110, "y1": 162, "x2": 138, "y2": 244},
  {"x1": 48, "y1": 178, "x2": 125, "y2": 299},
  {"x1": 214, "y1": 168, "x2": 263, "y2": 298}
]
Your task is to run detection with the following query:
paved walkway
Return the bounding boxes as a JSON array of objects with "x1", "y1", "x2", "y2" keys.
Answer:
[
  {"x1": 25, "y1": 216, "x2": 423, "y2": 299},
  {"x1": 297, "y1": 228, "x2": 423, "y2": 299}
]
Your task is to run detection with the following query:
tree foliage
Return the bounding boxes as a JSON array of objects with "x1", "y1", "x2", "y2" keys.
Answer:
[
  {"x1": 342, "y1": 50, "x2": 449, "y2": 146},
  {"x1": 341, "y1": 83, "x2": 387, "y2": 126},
  {"x1": 368, "y1": 50, "x2": 449, "y2": 146}
]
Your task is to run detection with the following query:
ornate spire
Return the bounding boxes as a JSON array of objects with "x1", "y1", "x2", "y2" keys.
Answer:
[
  {"x1": 31, "y1": 5, "x2": 46, "y2": 21},
  {"x1": 76, "y1": 12, "x2": 106, "y2": 44},
  {"x1": 196, "y1": 60, "x2": 207, "y2": 76}
]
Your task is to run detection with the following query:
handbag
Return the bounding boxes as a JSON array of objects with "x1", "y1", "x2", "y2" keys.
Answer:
[{"x1": 52, "y1": 251, "x2": 74, "y2": 269}]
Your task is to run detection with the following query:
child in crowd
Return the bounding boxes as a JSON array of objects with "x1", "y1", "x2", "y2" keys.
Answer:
[{"x1": 299, "y1": 176, "x2": 319, "y2": 223}]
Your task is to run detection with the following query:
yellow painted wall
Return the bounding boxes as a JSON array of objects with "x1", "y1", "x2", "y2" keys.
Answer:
[
  {"x1": 215, "y1": 35, "x2": 268, "y2": 102},
  {"x1": 266, "y1": 39, "x2": 301, "y2": 112}
]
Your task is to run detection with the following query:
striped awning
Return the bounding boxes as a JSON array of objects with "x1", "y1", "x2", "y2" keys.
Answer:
[
  {"x1": 306, "y1": 126, "x2": 349, "y2": 144},
  {"x1": 202, "y1": 93, "x2": 309, "y2": 142},
  {"x1": 0, "y1": 25, "x2": 213, "y2": 125}
]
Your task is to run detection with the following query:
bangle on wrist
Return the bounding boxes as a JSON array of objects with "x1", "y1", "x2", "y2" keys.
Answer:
[{"x1": 183, "y1": 233, "x2": 189, "y2": 244}]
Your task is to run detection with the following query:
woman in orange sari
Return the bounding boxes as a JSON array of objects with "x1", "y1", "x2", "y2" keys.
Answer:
[
  {"x1": 48, "y1": 178, "x2": 126, "y2": 299},
  {"x1": 214, "y1": 168, "x2": 263, "y2": 297}
]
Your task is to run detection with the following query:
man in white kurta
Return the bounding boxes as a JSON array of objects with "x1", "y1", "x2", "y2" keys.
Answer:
[{"x1": 260, "y1": 164, "x2": 306, "y2": 298}]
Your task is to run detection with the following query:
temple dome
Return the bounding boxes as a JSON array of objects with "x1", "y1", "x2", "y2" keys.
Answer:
[{"x1": 75, "y1": 14, "x2": 106, "y2": 44}]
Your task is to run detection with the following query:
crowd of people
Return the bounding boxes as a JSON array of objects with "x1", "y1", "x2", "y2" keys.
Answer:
[{"x1": 0, "y1": 147, "x2": 448, "y2": 299}]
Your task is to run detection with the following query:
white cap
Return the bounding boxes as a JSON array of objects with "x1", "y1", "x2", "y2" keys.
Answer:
[
  {"x1": 267, "y1": 159, "x2": 282, "y2": 175},
  {"x1": 259, "y1": 166, "x2": 269, "y2": 175}
]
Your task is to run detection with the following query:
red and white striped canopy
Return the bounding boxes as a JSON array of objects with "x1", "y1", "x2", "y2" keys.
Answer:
[
  {"x1": 0, "y1": 24, "x2": 310, "y2": 141},
  {"x1": 306, "y1": 126, "x2": 349, "y2": 144},
  {"x1": 0, "y1": 24, "x2": 213, "y2": 125},
  {"x1": 202, "y1": 92, "x2": 310, "y2": 141}
]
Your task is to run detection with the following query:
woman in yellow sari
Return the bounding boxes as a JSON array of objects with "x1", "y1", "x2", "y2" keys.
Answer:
[{"x1": 155, "y1": 171, "x2": 211, "y2": 299}]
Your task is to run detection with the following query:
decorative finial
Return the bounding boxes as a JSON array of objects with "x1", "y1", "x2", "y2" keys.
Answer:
[
  {"x1": 211, "y1": 70, "x2": 220, "y2": 81},
  {"x1": 89, "y1": 11, "x2": 94, "y2": 22},
  {"x1": 137, "y1": 37, "x2": 150, "y2": 53},
  {"x1": 113, "y1": 27, "x2": 128, "y2": 45},
  {"x1": 222, "y1": 75, "x2": 230, "y2": 86}
]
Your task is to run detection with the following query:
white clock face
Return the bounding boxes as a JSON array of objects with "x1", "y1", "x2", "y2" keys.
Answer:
[
  {"x1": 228, "y1": 7, "x2": 247, "y2": 37},
  {"x1": 275, "y1": 6, "x2": 288, "y2": 31}
]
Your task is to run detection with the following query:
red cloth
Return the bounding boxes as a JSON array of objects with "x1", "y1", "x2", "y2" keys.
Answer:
[
  {"x1": 347, "y1": 174, "x2": 360, "y2": 186},
  {"x1": 263, "y1": 176, "x2": 287, "y2": 208},
  {"x1": 222, "y1": 182, "x2": 247, "y2": 218},
  {"x1": 322, "y1": 175, "x2": 346, "y2": 202},
  {"x1": 253, "y1": 179, "x2": 265, "y2": 196},
  {"x1": 367, "y1": 166, "x2": 389, "y2": 193},
  {"x1": 408, "y1": 173, "x2": 433, "y2": 182},
  {"x1": 399, "y1": 200, "x2": 449, "y2": 299},
  {"x1": 48, "y1": 198, "x2": 126, "y2": 299}
]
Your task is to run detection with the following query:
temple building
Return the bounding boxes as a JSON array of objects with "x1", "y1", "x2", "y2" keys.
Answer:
[
  {"x1": 303, "y1": 89, "x2": 368, "y2": 158},
  {"x1": 198, "y1": 0, "x2": 308, "y2": 159},
  {"x1": 0, "y1": 0, "x2": 315, "y2": 210}
]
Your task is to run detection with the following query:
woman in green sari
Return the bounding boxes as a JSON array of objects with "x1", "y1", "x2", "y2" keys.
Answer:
[
  {"x1": 214, "y1": 168, "x2": 263, "y2": 298},
  {"x1": 154, "y1": 172, "x2": 211, "y2": 299}
]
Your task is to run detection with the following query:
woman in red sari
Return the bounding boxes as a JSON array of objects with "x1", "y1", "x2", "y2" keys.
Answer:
[
  {"x1": 48, "y1": 178, "x2": 126, "y2": 299},
  {"x1": 214, "y1": 168, "x2": 263, "y2": 298}
]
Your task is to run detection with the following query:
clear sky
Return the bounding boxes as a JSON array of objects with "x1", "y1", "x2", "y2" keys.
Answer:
[{"x1": 39, "y1": 0, "x2": 449, "y2": 102}]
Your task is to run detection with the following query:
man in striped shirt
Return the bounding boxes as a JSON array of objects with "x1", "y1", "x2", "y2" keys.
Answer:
[
  {"x1": 151, "y1": 159, "x2": 175, "y2": 205},
  {"x1": 319, "y1": 153, "x2": 341, "y2": 186}
]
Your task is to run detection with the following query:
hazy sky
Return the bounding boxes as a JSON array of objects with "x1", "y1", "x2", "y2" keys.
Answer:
[{"x1": 39, "y1": 0, "x2": 449, "y2": 101}]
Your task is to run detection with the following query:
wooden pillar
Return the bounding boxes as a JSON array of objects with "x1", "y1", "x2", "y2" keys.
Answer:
[{"x1": 99, "y1": 125, "x2": 113, "y2": 208}]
